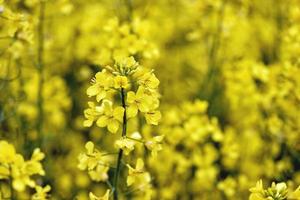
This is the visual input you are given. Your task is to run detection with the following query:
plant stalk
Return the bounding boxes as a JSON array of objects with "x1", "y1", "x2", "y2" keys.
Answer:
[
  {"x1": 37, "y1": 0, "x2": 45, "y2": 147},
  {"x1": 113, "y1": 88, "x2": 127, "y2": 200},
  {"x1": 9, "y1": 165, "x2": 14, "y2": 200}
]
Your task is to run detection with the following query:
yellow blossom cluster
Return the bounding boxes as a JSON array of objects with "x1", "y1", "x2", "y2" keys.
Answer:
[
  {"x1": 0, "y1": 140, "x2": 50, "y2": 199},
  {"x1": 249, "y1": 180, "x2": 300, "y2": 200},
  {"x1": 79, "y1": 56, "x2": 163, "y2": 199}
]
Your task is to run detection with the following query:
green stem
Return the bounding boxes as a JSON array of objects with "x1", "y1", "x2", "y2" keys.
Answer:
[
  {"x1": 113, "y1": 88, "x2": 127, "y2": 200},
  {"x1": 37, "y1": 0, "x2": 45, "y2": 147},
  {"x1": 101, "y1": 152, "x2": 119, "y2": 156},
  {"x1": 9, "y1": 165, "x2": 14, "y2": 200},
  {"x1": 126, "y1": 136, "x2": 144, "y2": 143}
]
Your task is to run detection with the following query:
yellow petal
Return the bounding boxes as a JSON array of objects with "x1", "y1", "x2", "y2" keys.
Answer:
[
  {"x1": 113, "y1": 106, "x2": 125, "y2": 122},
  {"x1": 108, "y1": 120, "x2": 119, "y2": 133},
  {"x1": 89, "y1": 192, "x2": 99, "y2": 200},
  {"x1": 136, "y1": 86, "x2": 145, "y2": 97},
  {"x1": 149, "y1": 75, "x2": 159, "y2": 88},
  {"x1": 85, "y1": 141, "x2": 94, "y2": 154},
  {"x1": 114, "y1": 75, "x2": 129, "y2": 89},
  {"x1": 96, "y1": 116, "x2": 109, "y2": 127},
  {"x1": 136, "y1": 158, "x2": 144, "y2": 171},
  {"x1": 87, "y1": 85, "x2": 99, "y2": 97},
  {"x1": 13, "y1": 179, "x2": 26, "y2": 192},
  {"x1": 0, "y1": 165, "x2": 10, "y2": 179},
  {"x1": 96, "y1": 90, "x2": 106, "y2": 102},
  {"x1": 289, "y1": 186, "x2": 300, "y2": 199},
  {"x1": 154, "y1": 135, "x2": 164, "y2": 142},
  {"x1": 145, "y1": 110, "x2": 161, "y2": 125},
  {"x1": 127, "y1": 176, "x2": 135, "y2": 186},
  {"x1": 84, "y1": 119, "x2": 93, "y2": 127},
  {"x1": 127, "y1": 104, "x2": 138, "y2": 118},
  {"x1": 138, "y1": 99, "x2": 151, "y2": 113},
  {"x1": 31, "y1": 148, "x2": 45, "y2": 161},
  {"x1": 127, "y1": 91, "x2": 136, "y2": 103}
]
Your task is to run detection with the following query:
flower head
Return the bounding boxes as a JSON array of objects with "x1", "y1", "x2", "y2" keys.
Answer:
[
  {"x1": 127, "y1": 158, "x2": 151, "y2": 186},
  {"x1": 145, "y1": 135, "x2": 164, "y2": 156},
  {"x1": 115, "y1": 137, "x2": 136, "y2": 155},
  {"x1": 31, "y1": 185, "x2": 51, "y2": 200},
  {"x1": 78, "y1": 142, "x2": 110, "y2": 182},
  {"x1": 0, "y1": 140, "x2": 16, "y2": 164},
  {"x1": 96, "y1": 100, "x2": 124, "y2": 133},
  {"x1": 249, "y1": 180, "x2": 288, "y2": 200},
  {"x1": 87, "y1": 70, "x2": 114, "y2": 102}
]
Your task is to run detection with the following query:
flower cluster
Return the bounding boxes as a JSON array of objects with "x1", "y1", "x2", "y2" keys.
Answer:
[
  {"x1": 0, "y1": 140, "x2": 50, "y2": 199},
  {"x1": 84, "y1": 56, "x2": 161, "y2": 132},
  {"x1": 77, "y1": 141, "x2": 110, "y2": 182},
  {"x1": 80, "y1": 56, "x2": 162, "y2": 199},
  {"x1": 90, "y1": 17, "x2": 159, "y2": 66},
  {"x1": 249, "y1": 180, "x2": 300, "y2": 200},
  {"x1": 148, "y1": 100, "x2": 224, "y2": 199}
]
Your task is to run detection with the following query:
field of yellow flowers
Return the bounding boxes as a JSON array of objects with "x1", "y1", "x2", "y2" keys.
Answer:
[{"x1": 1, "y1": 0, "x2": 300, "y2": 199}]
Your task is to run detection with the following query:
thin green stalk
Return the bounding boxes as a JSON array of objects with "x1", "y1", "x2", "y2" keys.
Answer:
[
  {"x1": 113, "y1": 88, "x2": 127, "y2": 200},
  {"x1": 126, "y1": 136, "x2": 144, "y2": 143},
  {"x1": 9, "y1": 165, "x2": 14, "y2": 200},
  {"x1": 37, "y1": 0, "x2": 46, "y2": 147}
]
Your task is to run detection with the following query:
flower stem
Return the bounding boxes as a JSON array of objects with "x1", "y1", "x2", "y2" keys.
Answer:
[
  {"x1": 113, "y1": 88, "x2": 127, "y2": 200},
  {"x1": 9, "y1": 165, "x2": 14, "y2": 200},
  {"x1": 126, "y1": 136, "x2": 144, "y2": 143},
  {"x1": 37, "y1": 0, "x2": 46, "y2": 148}
]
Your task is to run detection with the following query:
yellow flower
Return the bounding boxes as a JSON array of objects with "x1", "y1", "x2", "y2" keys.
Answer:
[
  {"x1": 88, "y1": 165, "x2": 109, "y2": 182},
  {"x1": 127, "y1": 158, "x2": 151, "y2": 186},
  {"x1": 144, "y1": 110, "x2": 161, "y2": 125},
  {"x1": 0, "y1": 165, "x2": 9, "y2": 179},
  {"x1": 127, "y1": 87, "x2": 152, "y2": 118},
  {"x1": 31, "y1": 148, "x2": 45, "y2": 162},
  {"x1": 31, "y1": 185, "x2": 51, "y2": 200},
  {"x1": 138, "y1": 71, "x2": 160, "y2": 89},
  {"x1": 289, "y1": 186, "x2": 300, "y2": 199},
  {"x1": 25, "y1": 148, "x2": 45, "y2": 176},
  {"x1": 78, "y1": 141, "x2": 102, "y2": 171},
  {"x1": 96, "y1": 100, "x2": 124, "y2": 133},
  {"x1": 78, "y1": 142, "x2": 110, "y2": 182},
  {"x1": 11, "y1": 155, "x2": 37, "y2": 191},
  {"x1": 217, "y1": 177, "x2": 237, "y2": 198},
  {"x1": 114, "y1": 75, "x2": 129, "y2": 89},
  {"x1": 0, "y1": 141, "x2": 46, "y2": 192},
  {"x1": 115, "y1": 56, "x2": 139, "y2": 74},
  {"x1": 0, "y1": 140, "x2": 16, "y2": 164},
  {"x1": 249, "y1": 180, "x2": 264, "y2": 197},
  {"x1": 145, "y1": 135, "x2": 164, "y2": 156},
  {"x1": 249, "y1": 180, "x2": 288, "y2": 200},
  {"x1": 89, "y1": 190, "x2": 110, "y2": 200},
  {"x1": 115, "y1": 137, "x2": 135, "y2": 155},
  {"x1": 122, "y1": 56, "x2": 138, "y2": 68},
  {"x1": 83, "y1": 102, "x2": 102, "y2": 127},
  {"x1": 86, "y1": 70, "x2": 113, "y2": 102}
]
